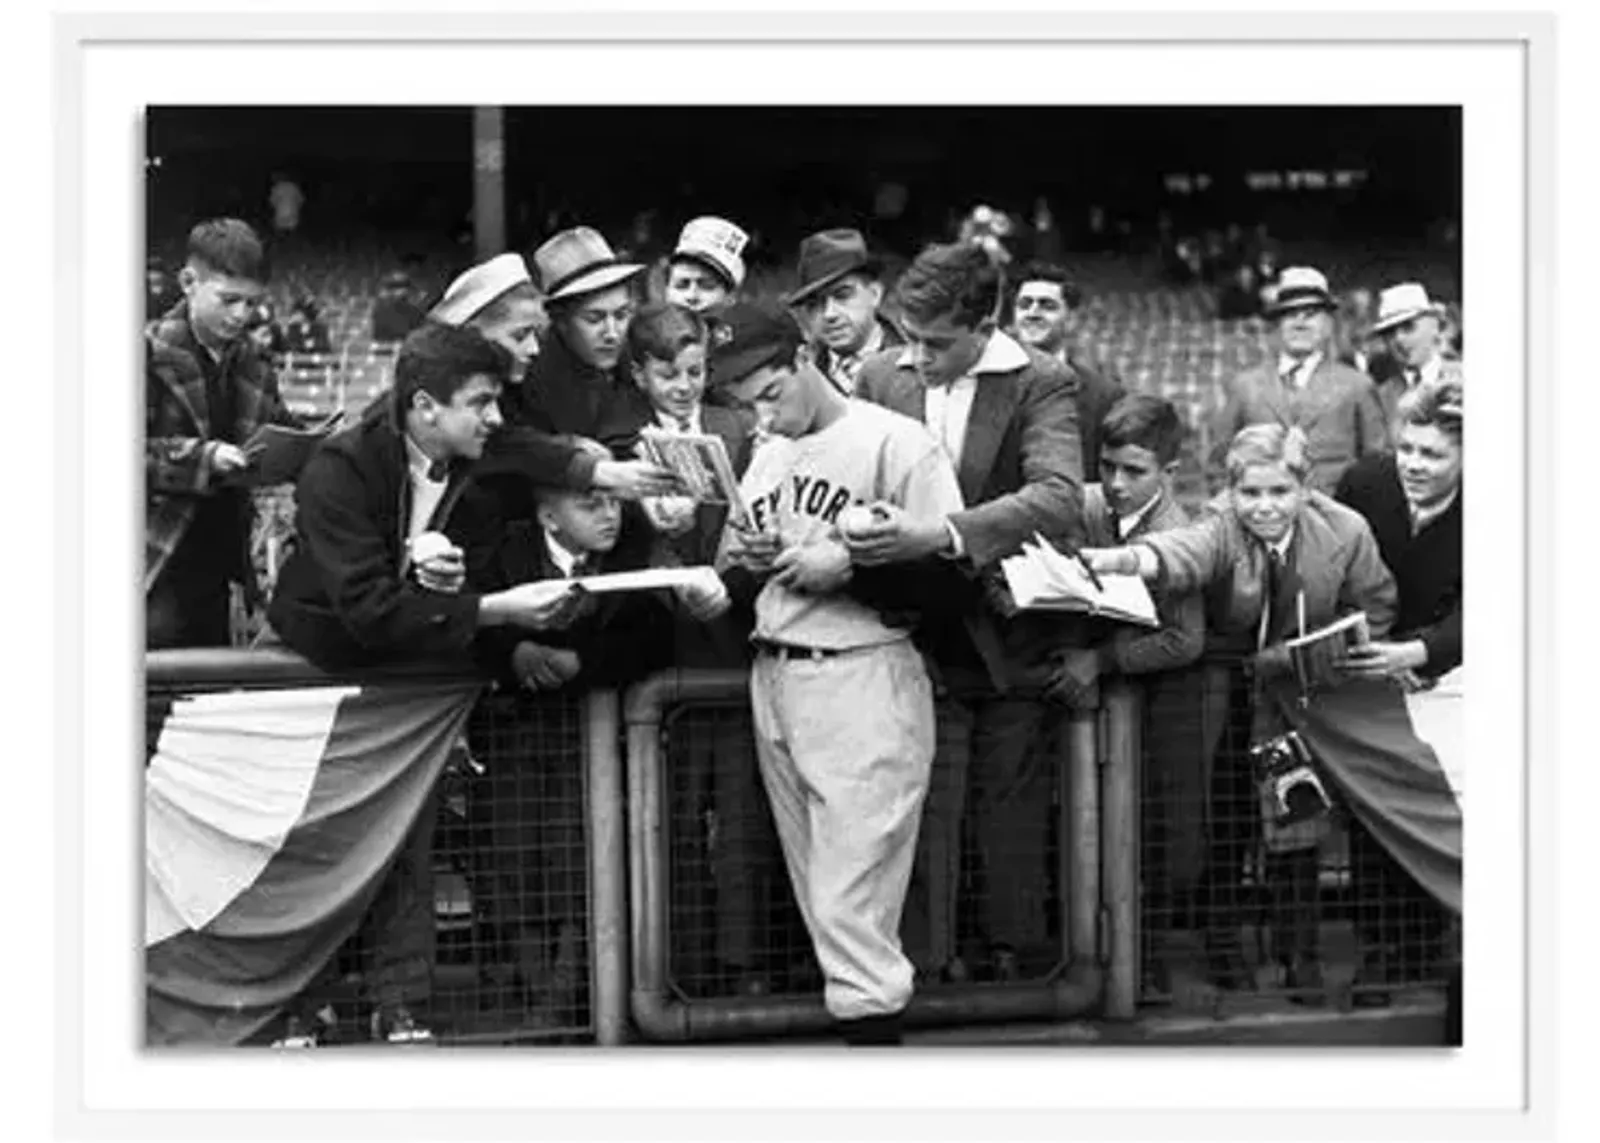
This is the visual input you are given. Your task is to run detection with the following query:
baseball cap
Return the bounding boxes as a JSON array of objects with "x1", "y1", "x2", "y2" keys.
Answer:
[{"x1": 705, "y1": 301, "x2": 806, "y2": 392}]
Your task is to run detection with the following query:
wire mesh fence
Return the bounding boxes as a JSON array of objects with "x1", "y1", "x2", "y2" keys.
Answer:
[
  {"x1": 658, "y1": 693, "x2": 1073, "y2": 1004},
  {"x1": 1133, "y1": 661, "x2": 1456, "y2": 1015}
]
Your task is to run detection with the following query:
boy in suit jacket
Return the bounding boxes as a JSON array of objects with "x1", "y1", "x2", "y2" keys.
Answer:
[
  {"x1": 849, "y1": 241, "x2": 1088, "y2": 982},
  {"x1": 1209, "y1": 266, "x2": 1387, "y2": 496},
  {"x1": 451, "y1": 434, "x2": 729, "y2": 1022},
  {"x1": 609, "y1": 302, "x2": 787, "y2": 994},
  {"x1": 1034, "y1": 395, "x2": 1208, "y2": 995}
]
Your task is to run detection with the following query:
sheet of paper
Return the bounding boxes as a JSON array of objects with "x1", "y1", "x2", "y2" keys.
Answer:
[{"x1": 568, "y1": 566, "x2": 711, "y2": 595}]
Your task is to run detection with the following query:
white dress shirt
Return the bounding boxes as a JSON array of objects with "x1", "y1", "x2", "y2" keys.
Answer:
[
  {"x1": 653, "y1": 406, "x2": 705, "y2": 436},
  {"x1": 902, "y1": 330, "x2": 1032, "y2": 468},
  {"x1": 402, "y1": 434, "x2": 450, "y2": 571},
  {"x1": 1116, "y1": 489, "x2": 1164, "y2": 543},
  {"x1": 544, "y1": 530, "x2": 587, "y2": 579}
]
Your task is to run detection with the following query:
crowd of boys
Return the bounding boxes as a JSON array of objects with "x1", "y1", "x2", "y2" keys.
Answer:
[{"x1": 145, "y1": 211, "x2": 1461, "y2": 1046}]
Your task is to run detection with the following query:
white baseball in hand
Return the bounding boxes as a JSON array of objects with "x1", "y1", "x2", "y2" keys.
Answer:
[
  {"x1": 409, "y1": 531, "x2": 458, "y2": 565},
  {"x1": 839, "y1": 505, "x2": 882, "y2": 538}
]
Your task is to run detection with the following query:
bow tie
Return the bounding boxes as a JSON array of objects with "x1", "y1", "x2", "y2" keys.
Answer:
[{"x1": 425, "y1": 459, "x2": 448, "y2": 482}]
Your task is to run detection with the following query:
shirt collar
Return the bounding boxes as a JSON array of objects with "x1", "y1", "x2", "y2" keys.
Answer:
[
  {"x1": 1277, "y1": 350, "x2": 1323, "y2": 381},
  {"x1": 654, "y1": 406, "x2": 704, "y2": 435},
  {"x1": 896, "y1": 329, "x2": 1031, "y2": 374},
  {"x1": 543, "y1": 530, "x2": 585, "y2": 578},
  {"x1": 1416, "y1": 355, "x2": 1443, "y2": 387},
  {"x1": 845, "y1": 322, "x2": 885, "y2": 363},
  {"x1": 404, "y1": 433, "x2": 448, "y2": 484},
  {"x1": 1409, "y1": 487, "x2": 1459, "y2": 532},
  {"x1": 1116, "y1": 489, "x2": 1163, "y2": 539},
  {"x1": 1266, "y1": 528, "x2": 1295, "y2": 560}
]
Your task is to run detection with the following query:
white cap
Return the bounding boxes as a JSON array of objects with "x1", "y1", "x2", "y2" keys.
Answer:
[
  {"x1": 1369, "y1": 282, "x2": 1445, "y2": 335},
  {"x1": 428, "y1": 253, "x2": 534, "y2": 326},
  {"x1": 673, "y1": 216, "x2": 749, "y2": 289}
]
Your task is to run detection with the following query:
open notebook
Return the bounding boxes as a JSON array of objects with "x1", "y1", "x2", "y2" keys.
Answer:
[{"x1": 999, "y1": 533, "x2": 1160, "y2": 628}]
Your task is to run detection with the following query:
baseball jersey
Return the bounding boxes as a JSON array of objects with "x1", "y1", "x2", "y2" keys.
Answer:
[{"x1": 721, "y1": 399, "x2": 964, "y2": 650}]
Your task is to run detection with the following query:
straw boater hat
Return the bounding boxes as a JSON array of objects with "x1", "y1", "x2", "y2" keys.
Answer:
[
  {"x1": 428, "y1": 253, "x2": 534, "y2": 326},
  {"x1": 532, "y1": 227, "x2": 645, "y2": 304},
  {"x1": 672, "y1": 216, "x2": 750, "y2": 290},
  {"x1": 782, "y1": 228, "x2": 881, "y2": 307},
  {"x1": 1263, "y1": 266, "x2": 1337, "y2": 318},
  {"x1": 1368, "y1": 282, "x2": 1447, "y2": 336}
]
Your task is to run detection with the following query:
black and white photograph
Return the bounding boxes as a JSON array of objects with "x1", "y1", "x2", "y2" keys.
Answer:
[
  {"x1": 140, "y1": 99, "x2": 1467, "y2": 1050},
  {"x1": 31, "y1": 11, "x2": 1575, "y2": 1142}
]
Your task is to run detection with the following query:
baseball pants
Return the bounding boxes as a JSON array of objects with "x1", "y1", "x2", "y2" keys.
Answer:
[{"x1": 749, "y1": 638, "x2": 935, "y2": 1020}]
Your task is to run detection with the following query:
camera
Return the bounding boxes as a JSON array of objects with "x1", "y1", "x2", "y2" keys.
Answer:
[{"x1": 1250, "y1": 730, "x2": 1331, "y2": 828}]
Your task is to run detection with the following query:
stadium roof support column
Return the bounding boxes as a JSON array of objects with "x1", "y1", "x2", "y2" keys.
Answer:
[{"x1": 473, "y1": 106, "x2": 506, "y2": 259}]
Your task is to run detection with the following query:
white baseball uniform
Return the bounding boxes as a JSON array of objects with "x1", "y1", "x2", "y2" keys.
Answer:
[{"x1": 718, "y1": 399, "x2": 964, "y2": 1020}]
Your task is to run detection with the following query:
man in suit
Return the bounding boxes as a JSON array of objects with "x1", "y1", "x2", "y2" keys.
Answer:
[
  {"x1": 1209, "y1": 266, "x2": 1387, "y2": 495},
  {"x1": 1008, "y1": 260, "x2": 1127, "y2": 480},
  {"x1": 1366, "y1": 282, "x2": 1465, "y2": 429},
  {"x1": 146, "y1": 217, "x2": 303, "y2": 649},
  {"x1": 784, "y1": 228, "x2": 904, "y2": 396},
  {"x1": 849, "y1": 240, "x2": 1087, "y2": 982}
]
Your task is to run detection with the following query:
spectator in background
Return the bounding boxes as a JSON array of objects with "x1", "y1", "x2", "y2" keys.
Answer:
[
  {"x1": 784, "y1": 228, "x2": 904, "y2": 396},
  {"x1": 371, "y1": 270, "x2": 427, "y2": 344},
  {"x1": 146, "y1": 218, "x2": 301, "y2": 649},
  {"x1": 663, "y1": 215, "x2": 750, "y2": 314},
  {"x1": 1209, "y1": 266, "x2": 1387, "y2": 494},
  {"x1": 146, "y1": 256, "x2": 182, "y2": 321},
  {"x1": 244, "y1": 300, "x2": 286, "y2": 358},
  {"x1": 1215, "y1": 263, "x2": 1263, "y2": 321},
  {"x1": 851, "y1": 241, "x2": 1086, "y2": 985},
  {"x1": 282, "y1": 295, "x2": 333, "y2": 356},
  {"x1": 269, "y1": 172, "x2": 304, "y2": 240},
  {"x1": 1333, "y1": 287, "x2": 1378, "y2": 374},
  {"x1": 1009, "y1": 261, "x2": 1126, "y2": 479},
  {"x1": 1366, "y1": 283, "x2": 1464, "y2": 428}
]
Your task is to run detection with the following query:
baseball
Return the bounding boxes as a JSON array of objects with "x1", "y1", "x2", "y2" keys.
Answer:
[
  {"x1": 838, "y1": 505, "x2": 881, "y2": 538},
  {"x1": 409, "y1": 531, "x2": 459, "y2": 565}
]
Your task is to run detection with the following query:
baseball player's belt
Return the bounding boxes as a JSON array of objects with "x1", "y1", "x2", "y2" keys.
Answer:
[{"x1": 750, "y1": 639, "x2": 850, "y2": 662}]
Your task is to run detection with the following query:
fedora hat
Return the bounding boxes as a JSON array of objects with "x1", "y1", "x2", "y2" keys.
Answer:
[
  {"x1": 533, "y1": 227, "x2": 645, "y2": 304},
  {"x1": 1264, "y1": 266, "x2": 1336, "y2": 318},
  {"x1": 782, "y1": 228, "x2": 880, "y2": 307},
  {"x1": 429, "y1": 253, "x2": 532, "y2": 326},
  {"x1": 1368, "y1": 282, "x2": 1446, "y2": 335},
  {"x1": 673, "y1": 216, "x2": 750, "y2": 290}
]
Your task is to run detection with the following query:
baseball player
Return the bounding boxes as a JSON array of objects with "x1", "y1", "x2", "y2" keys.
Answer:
[{"x1": 707, "y1": 301, "x2": 966, "y2": 1046}]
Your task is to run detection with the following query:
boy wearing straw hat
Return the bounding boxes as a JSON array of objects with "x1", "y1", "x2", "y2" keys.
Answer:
[{"x1": 1208, "y1": 266, "x2": 1388, "y2": 495}]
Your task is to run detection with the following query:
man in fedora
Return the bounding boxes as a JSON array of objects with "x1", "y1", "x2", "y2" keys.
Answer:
[
  {"x1": 784, "y1": 228, "x2": 903, "y2": 396},
  {"x1": 1209, "y1": 266, "x2": 1387, "y2": 494},
  {"x1": 1367, "y1": 281, "x2": 1464, "y2": 427},
  {"x1": 520, "y1": 226, "x2": 649, "y2": 446},
  {"x1": 664, "y1": 215, "x2": 750, "y2": 314}
]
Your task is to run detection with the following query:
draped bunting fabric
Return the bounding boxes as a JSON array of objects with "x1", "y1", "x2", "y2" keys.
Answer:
[
  {"x1": 144, "y1": 680, "x2": 483, "y2": 1047},
  {"x1": 1275, "y1": 674, "x2": 1464, "y2": 914}
]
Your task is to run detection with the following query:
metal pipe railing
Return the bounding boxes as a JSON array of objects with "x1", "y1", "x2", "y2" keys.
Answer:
[
  {"x1": 623, "y1": 667, "x2": 1107, "y2": 1042},
  {"x1": 1101, "y1": 682, "x2": 1142, "y2": 1021},
  {"x1": 145, "y1": 647, "x2": 483, "y2": 692},
  {"x1": 585, "y1": 688, "x2": 629, "y2": 1046}
]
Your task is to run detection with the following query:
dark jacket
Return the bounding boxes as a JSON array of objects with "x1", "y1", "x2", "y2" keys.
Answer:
[
  {"x1": 512, "y1": 326, "x2": 638, "y2": 452},
  {"x1": 855, "y1": 331, "x2": 1089, "y2": 693},
  {"x1": 266, "y1": 395, "x2": 484, "y2": 671},
  {"x1": 145, "y1": 303, "x2": 298, "y2": 599},
  {"x1": 452, "y1": 499, "x2": 674, "y2": 692},
  {"x1": 1335, "y1": 452, "x2": 1462, "y2": 679}
]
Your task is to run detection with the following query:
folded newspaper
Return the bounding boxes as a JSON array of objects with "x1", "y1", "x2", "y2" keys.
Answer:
[
  {"x1": 636, "y1": 427, "x2": 751, "y2": 529},
  {"x1": 1285, "y1": 611, "x2": 1371, "y2": 692},
  {"x1": 241, "y1": 411, "x2": 345, "y2": 487},
  {"x1": 999, "y1": 533, "x2": 1160, "y2": 627}
]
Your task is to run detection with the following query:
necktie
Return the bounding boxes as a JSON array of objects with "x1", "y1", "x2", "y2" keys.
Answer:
[
  {"x1": 1279, "y1": 361, "x2": 1300, "y2": 390},
  {"x1": 569, "y1": 555, "x2": 590, "y2": 580},
  {"x1": 673, "y1": 415, "x2": 692, "y2": 435},
  {"x1": 1406, "y1": 366, "x2": 1422, "y2": 388},
  {"x1": 1259, "y1": 547, "x2": 1283, "y2": 650}
]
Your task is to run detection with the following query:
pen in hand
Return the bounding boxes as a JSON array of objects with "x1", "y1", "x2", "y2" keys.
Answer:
[{"x1": 1073, "y1": 548, "x2": 1106, "y2": 594}]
